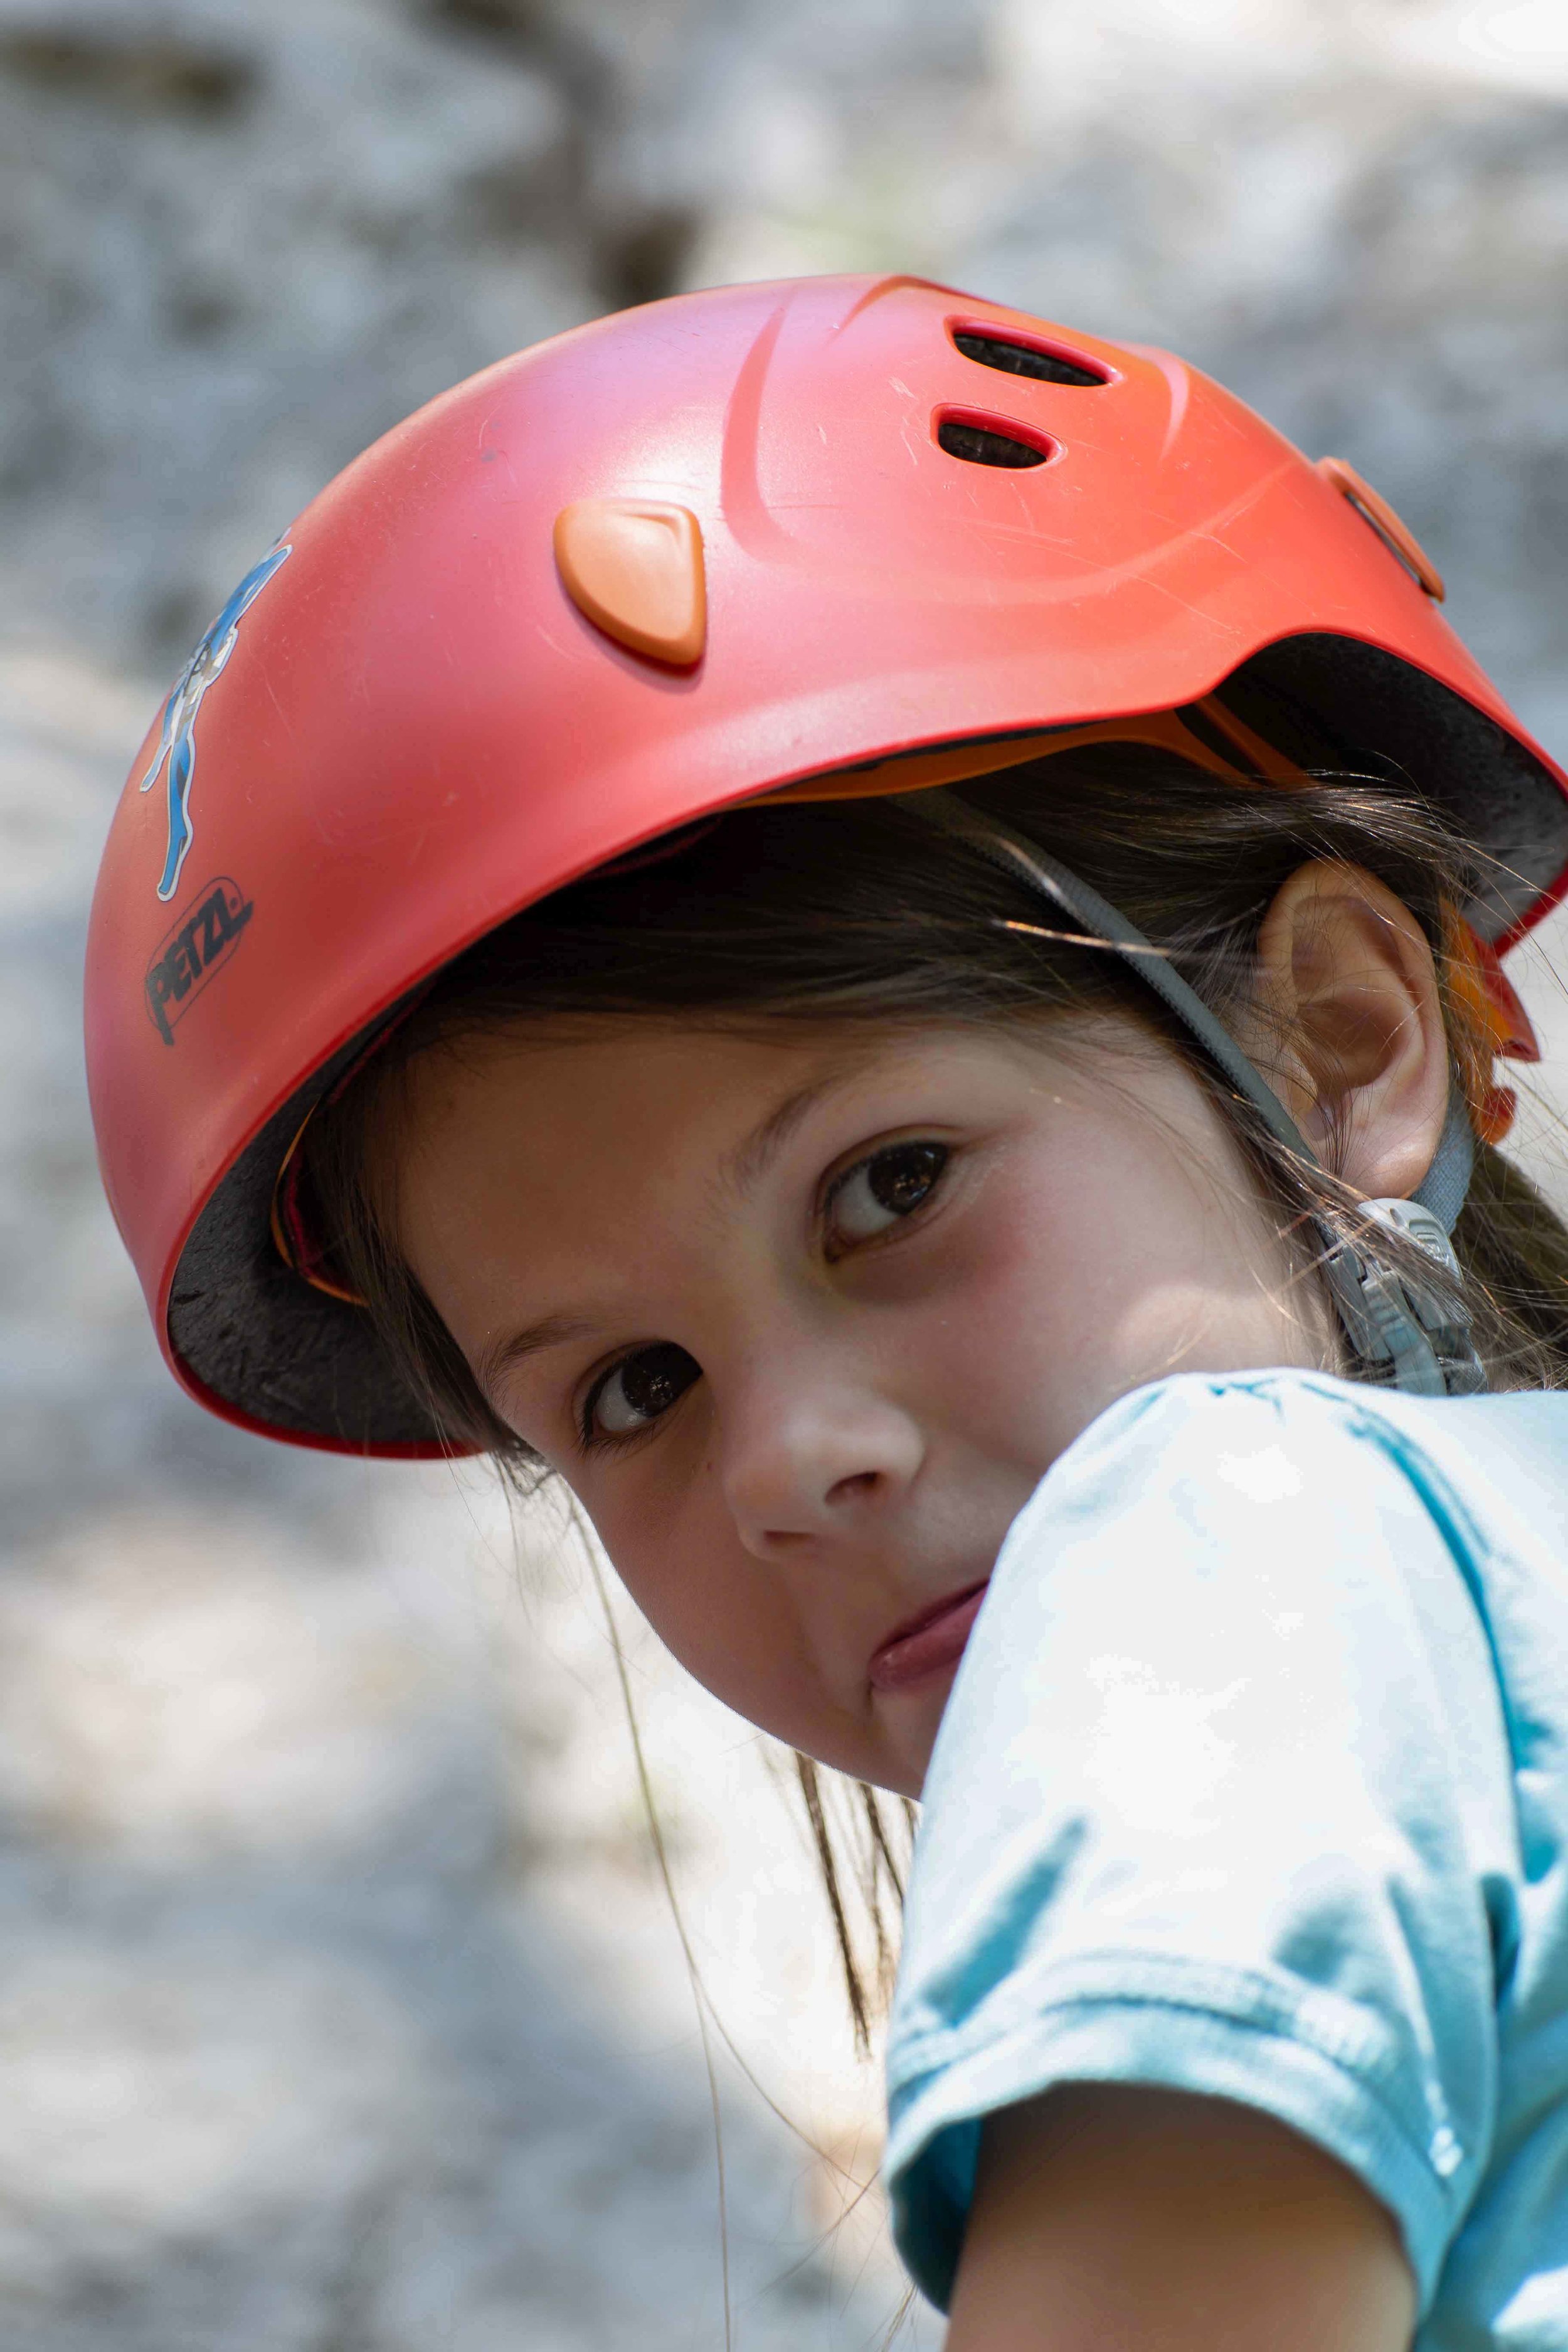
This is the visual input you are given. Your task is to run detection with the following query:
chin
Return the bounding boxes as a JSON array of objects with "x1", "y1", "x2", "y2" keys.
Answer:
[{"x1": 873, "y1": 1676, "x2": 957, "y2": 1799}]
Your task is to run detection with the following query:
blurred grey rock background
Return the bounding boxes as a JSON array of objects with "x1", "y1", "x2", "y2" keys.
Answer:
[{"x1": 3, "y1": 0, "x2": 1568, "y2": 2344}]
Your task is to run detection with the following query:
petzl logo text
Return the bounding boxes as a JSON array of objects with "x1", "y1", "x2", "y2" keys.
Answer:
[{"x1": 146, "y1": 878, "x2": 254, "y2": 1046}]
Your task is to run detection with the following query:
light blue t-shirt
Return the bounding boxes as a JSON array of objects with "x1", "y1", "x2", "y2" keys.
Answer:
[{"x1": 884, "y1": 1371, "x2": 1568, "y2": 2342}]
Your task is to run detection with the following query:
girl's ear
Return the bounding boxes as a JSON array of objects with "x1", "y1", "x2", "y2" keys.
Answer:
[{"x1": 1252, "y1": 861, "x2": 1451, "y2": 1202}]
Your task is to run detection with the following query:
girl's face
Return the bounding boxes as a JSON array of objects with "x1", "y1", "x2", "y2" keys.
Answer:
[{"x1": 395, "y1": 1017, "x2": 1328, "y2": 1797}]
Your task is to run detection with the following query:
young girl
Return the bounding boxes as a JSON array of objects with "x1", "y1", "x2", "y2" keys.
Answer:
[{"x1": 87, "y1": 273, "x2": 1568, "y2": 2348}]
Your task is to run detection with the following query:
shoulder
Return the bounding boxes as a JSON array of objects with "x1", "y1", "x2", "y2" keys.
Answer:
[
  {"x1": 1004, "y1": 1369, "x2": 1568, "y2": 1573},
  {"x1": 893, "y1": 1369, "x2": 1539, "y2": 2317},
  {"x1": 957, "y1": 1371, "x2": 1551, "y2": 1786},
  {"x1": 1032, "y1": 1369, "x2": 1384, "y2": 1503},
  {"x1": 1037, "y1": 1365, "x2": 1445, "y2": 1486}
]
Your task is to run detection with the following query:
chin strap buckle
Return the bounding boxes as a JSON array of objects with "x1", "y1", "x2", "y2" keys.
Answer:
[{"x1": 1320, "y1": 1199, "x2": 1487, "y2": 1400}]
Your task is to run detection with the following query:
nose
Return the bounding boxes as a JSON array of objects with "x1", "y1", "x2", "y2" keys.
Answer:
[{"x1": 720, "y1": 1352, "x2": 925, "y2": 1560}]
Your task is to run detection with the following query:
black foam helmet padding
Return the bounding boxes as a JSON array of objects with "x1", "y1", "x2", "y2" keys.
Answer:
[
  {"x1": 169, "y1": 1020, "x2": 441, "y2": 1450},
  {"x1": 1226, "y1": 635, "x2": 1568, "y2": 940},
  {"x1": 167, "y1": 632, "x2": 1568, "y2": 1451}
]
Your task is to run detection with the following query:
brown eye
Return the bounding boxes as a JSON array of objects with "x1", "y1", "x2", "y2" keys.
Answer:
[
  {"x1": 828, "y1": 1142, "x2": 950, "y2": 1248},
  {"x1": 586, "y1": 1342, "x2": 701, "y2": 1441}
]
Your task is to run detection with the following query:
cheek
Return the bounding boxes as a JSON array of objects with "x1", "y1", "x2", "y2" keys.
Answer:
[
  {"x1": 918, "y1": 1108, "x2": 1226, "y2": 1458},
  {"x1": 912, "y1": 1179, "x2": 1086, "y2": 1460},
  {"x1": 582, "y1": 1485, "x2": 828, "y2": 1749}
]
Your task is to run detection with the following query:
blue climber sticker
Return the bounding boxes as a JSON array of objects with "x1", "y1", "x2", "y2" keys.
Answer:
[{"x1": 138, "y1": 541, "x2": 292, "y2": 903}]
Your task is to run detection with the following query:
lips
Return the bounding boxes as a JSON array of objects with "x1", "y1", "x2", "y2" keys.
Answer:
[{"x1": 869, "y1": 1580, "x2": 990, "y2": 1693}]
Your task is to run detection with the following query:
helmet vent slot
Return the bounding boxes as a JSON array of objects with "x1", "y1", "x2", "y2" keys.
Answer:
[
  {"x1": 951, "y1": 330, "x2": 1108, "y2": 388},
  {"x1": 936, "y1": 411, "x2": 1055, "y2": 469}
]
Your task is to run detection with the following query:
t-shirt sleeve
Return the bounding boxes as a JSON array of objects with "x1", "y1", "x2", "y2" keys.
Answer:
[{"x1": 883, "y1": 1375, "x2": 1520, "y2": 2316}]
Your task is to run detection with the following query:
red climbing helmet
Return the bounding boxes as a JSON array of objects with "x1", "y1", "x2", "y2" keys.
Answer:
[{"x1": 84, "y1": 272, "x2": 1568, "y2": 1455}]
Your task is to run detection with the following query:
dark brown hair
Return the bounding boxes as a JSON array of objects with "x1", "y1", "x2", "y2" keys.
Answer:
[{"x1": 301, "y1": 744, "x2": 1568, "y2": 2030}]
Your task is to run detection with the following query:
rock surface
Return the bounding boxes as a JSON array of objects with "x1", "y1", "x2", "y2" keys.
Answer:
[{"x1": 3, "y1": 0, "x2": 1568, "y2": 2343}]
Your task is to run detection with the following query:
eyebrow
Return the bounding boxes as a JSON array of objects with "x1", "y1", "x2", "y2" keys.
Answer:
[
  {"x1": 718, "y1": 1059, "x2": 871, "y2": 1199},
  {"x1": 475, "y1": 1311, "x2": 598, "y2": 1398}
]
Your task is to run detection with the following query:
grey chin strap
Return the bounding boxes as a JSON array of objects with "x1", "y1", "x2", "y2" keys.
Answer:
[{"x1": 914, "y1": 790, "x2": 1487, "y2": 1401}]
